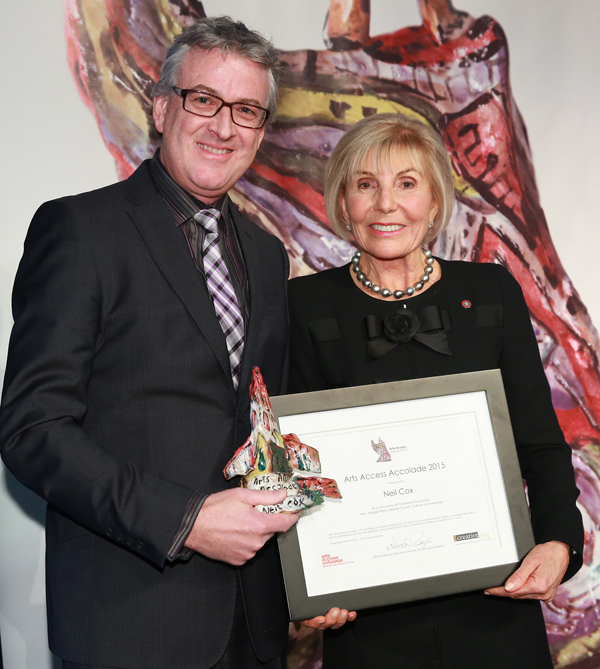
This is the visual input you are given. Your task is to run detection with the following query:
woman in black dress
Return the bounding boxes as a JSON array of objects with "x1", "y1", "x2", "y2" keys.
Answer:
[{"x1": 287, "y1": 113, "x2": 583, "y2": 668}]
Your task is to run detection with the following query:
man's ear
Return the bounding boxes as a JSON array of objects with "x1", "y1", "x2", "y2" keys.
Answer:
[
  {"x1": 255, "y1": 126, "x2": 267, "y2": 149},
  {"x1": 153, "y1": 95, "x2": 169, "y2": 135}
]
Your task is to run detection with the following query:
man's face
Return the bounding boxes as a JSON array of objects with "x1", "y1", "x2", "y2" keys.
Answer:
[{"x1": 153, "y1": 48, "x2": 270, "y2": 203}]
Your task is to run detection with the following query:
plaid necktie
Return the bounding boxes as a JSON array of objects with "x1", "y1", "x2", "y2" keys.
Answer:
[{"x1": 194, "y1": 208, "x2": 244, "y2": 390}]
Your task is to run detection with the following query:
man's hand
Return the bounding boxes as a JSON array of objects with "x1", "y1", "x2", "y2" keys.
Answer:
[
  {"x1": 484, "y1": 541, "x2": 570, "y2": 601},
  {"x1": 302, "y1": 607, "x2": 357, "y2": 630},
  {"x1": 184, "y1": 488, "x2": 299, "y2": 565}
]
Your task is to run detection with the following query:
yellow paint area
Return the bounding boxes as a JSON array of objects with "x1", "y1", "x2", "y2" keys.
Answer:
[
  {"x1": 156, "y1": 0, "x2": 187, "y2": 42},
  {"x1": 157, "y1": 0, "x2": 180, "y2": 41},
  {"x1": 453, "y1": 171, "x2": 478, "y2": 197},
  {"x1": 277, "y1": 87, "x2": 426, "y2": 126},
  {"x1": 277, "y1": 87, "x2": 474, "y2": 196},
  {"x1": 81, "y1": 0, "x2": 150, "y2": 130}
]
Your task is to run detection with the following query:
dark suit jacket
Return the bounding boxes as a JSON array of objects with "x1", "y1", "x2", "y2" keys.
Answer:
[{"x1": 0, "y1": 161, "x2": 290, "y2": 669}]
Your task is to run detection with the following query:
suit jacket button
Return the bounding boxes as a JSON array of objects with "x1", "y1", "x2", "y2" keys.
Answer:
[
  {"x1": 125, "y1": 538, "x2": 134, "y2": 547},
  {"x1": 106, "y1": 529, "x2": 114, "y2": 538},
  {"x1": 136, "y1": 541, "x2": 145, "y2": 550},
  {"x1": 115, "y1": 533, "x2": 124, "y2": 542}
]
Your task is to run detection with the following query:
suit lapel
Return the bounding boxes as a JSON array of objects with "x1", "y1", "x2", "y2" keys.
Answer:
[{"x1": 125, "y1": 164, "x2": 233, "y2": 391}]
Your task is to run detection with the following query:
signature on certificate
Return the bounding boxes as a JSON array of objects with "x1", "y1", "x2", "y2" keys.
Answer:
[{"x1": 387, "y1": 531, "x2": 433, "y2": 550}]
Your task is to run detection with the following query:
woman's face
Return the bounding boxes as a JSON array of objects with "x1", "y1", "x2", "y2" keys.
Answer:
[{"x1": 340, "y1": 150, "x2": 438, "y2": 263}]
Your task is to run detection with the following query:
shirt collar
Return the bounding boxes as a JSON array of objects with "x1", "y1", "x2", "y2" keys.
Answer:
[{"x1": 148, "y1": 149, "x2": 229, "y2": 227}]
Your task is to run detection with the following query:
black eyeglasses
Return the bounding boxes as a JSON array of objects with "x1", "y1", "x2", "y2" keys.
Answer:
[{"x1": 173, "y1": 87, "x2": 270, "y2": 129}]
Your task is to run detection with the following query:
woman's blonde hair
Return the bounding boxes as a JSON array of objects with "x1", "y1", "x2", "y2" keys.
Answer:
[{"x1": 324, "y1": 113, "x2": 455, "y2": 244}]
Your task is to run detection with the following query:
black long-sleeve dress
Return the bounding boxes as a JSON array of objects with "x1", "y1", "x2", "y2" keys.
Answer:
[{"x1": 287, "y1": 259, "x2": 583, "y2": 669}]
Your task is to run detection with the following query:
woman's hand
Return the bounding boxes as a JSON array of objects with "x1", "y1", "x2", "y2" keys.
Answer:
[
  {"x1": 484, "y1": 541, "x2": 570, "y2": 601},
  {"x1": 301, "y1": 607, "x2": 357, "y2": 630}
]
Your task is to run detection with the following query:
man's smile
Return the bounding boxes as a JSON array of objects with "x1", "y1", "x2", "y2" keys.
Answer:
[{"x1": 197, "y1": 142, "x2": 233, "y2": 155}]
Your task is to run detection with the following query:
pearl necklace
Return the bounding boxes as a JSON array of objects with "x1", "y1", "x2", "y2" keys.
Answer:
[{"x1": 351, "y1": 249, "x2": 434, "y2": 299}]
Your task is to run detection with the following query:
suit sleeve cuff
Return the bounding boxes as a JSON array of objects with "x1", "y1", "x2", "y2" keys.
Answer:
[{"x1": 166, "y1": 491, "x2": 208, "y2": 561}]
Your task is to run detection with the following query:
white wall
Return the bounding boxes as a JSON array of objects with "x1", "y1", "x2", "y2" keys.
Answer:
[
  {"x1": 1, "y1": 1, "x2": 599, "y2": 667},
  {"x1": 0, "y1": 2, "x2": 115, "y2": 667}
]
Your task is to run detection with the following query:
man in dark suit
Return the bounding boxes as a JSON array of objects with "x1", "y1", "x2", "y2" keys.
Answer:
[{"x1": 0, "y1": 17, "x2": 297, "y2": 669}]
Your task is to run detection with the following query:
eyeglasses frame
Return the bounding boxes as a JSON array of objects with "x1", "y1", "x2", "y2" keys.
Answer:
[{"x1": 172, "y1": 87, "x2": 270, "y2": 129}]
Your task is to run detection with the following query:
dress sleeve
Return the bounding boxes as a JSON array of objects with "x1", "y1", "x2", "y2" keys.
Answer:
[{"x1": 497, "y1": 266, "x2": 583, "y2": 579}]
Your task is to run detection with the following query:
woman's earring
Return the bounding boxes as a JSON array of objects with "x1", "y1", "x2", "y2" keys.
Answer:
[
  {"x1": 428, "y1": 221, "x2": 434, "y2": 228},
  {"x1": 346, "y1": 224, "x2": 352, "y2": 231}
]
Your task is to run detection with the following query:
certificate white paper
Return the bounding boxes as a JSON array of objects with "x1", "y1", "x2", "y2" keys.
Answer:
[{"x1": 272, "y1": 370, "x2": 534, "y2": 620}]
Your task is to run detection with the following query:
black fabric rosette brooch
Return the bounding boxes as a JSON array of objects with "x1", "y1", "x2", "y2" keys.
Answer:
[
  {"x1": 365, "y1": 305, "x2": 452, "y2": 359},
  {"x1": 383, "y1": 308, "x2": 420, "y2": 342}
]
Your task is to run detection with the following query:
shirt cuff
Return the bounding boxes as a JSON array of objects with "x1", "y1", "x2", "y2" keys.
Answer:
[{"x1": 166, "y1": 491, "x2": 208, "y2": 561}]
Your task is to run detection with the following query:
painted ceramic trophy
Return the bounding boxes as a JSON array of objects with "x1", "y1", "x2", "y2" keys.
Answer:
[{"x1": 224, "y1": 367, "x2": 341, "y2": 513}]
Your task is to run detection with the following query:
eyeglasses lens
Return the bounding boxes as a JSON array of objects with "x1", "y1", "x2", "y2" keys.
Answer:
[{"x1": 184, "y1": 91, "x2": 266, "y2": 129}]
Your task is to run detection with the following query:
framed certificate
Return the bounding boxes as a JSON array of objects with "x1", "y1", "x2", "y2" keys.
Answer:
[{"x1": 271, "y1": 369, "x2": 535, "y2": 621}]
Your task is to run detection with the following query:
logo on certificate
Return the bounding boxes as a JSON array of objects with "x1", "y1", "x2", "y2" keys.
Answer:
[
  {"x1": 453, "y1": 532, "x2": 480, "y2": 542},
  {"x1": 321, "y1": 553, "x2": 355, "y2": 568},
  {"x1": 371, "y1": 438, "x2": 392, "y2": 462}
]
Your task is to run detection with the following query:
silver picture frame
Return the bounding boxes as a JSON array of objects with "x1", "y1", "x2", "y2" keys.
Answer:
[{"x1": 272, "y1": 369, "x2": 535, "y2": 621}]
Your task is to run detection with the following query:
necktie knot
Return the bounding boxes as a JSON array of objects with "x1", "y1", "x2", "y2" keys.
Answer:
[{"x1": 194, "y1": 208, "x2": 221, "y2": 235}]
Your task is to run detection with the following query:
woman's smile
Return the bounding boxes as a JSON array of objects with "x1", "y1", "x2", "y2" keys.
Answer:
[{"x1": 370, "y1": 223, "x2": 406, "y2": 234}]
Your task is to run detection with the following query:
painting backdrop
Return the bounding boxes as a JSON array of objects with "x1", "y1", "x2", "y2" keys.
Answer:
[{"x1": 1, "y1": 1, "x2": 600, "y2": 668}]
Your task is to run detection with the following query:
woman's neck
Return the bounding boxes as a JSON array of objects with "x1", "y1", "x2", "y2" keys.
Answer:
[
  {"x1": 364, "y1": 249, "x2": 424, "y2": 286},
  {"x1": 350, "y1": 248, "x2": 441, "y2": 300}
]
